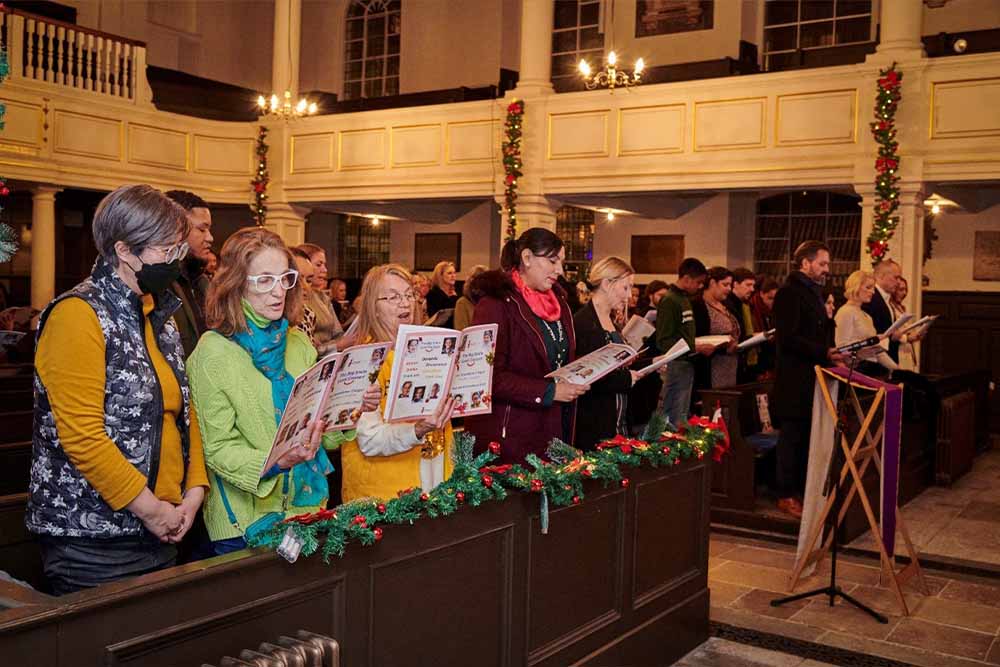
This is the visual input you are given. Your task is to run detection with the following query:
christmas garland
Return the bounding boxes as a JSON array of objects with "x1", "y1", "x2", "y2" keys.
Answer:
[
  {"x1": 250, "y1": 125, "x2": 270, "y2": 226},
  {"x1": 867, "y1": 63, "x2": 902, "y2": 265},
  {"x1": 501, "y1": 100, "x2": 524, "y2": 243},
  {"x1": 247, "y1": 414, "x2": 730, "y2": 562},
  {"x1": 0, "y1": 48, "x2": 13, "y2": 263}
]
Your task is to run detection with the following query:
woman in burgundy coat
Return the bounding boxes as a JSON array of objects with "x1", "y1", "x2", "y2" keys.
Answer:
[{"x1": 464, "y1": 228, "x2": 590, "y2": 464}]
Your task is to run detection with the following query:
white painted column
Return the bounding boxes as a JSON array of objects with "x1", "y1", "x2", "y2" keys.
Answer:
[
  {"x1": 892, "y1": 186, "x2": 927, "y2": 318},
  {"x1": 271, "y1": 0, "x2": 302, "y2": 99},
  {"x1": 515, "y1": 0, "x2": 555, "y2": 94},
  {"x1": 874, "y1": 0, "x2": 925, "y2": 59},
  {"x1": 30, "y1": 186, "x2": 62, "y2": 311},
  {"x1": 265, "y1": 202, "x2": 308, "y2": 248}
]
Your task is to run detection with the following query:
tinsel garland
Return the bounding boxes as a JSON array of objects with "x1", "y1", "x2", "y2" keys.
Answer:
[
  {"x1": 501, "y1": 100, "x2": 524, "y2": 243},
  {"x1": 250, "y1": 126, "x2": 270, "y2": 226},
  {"x1": 247, "y1": 414, "x2": 730, "y2": 562},
  {"x1": 867, "y1": 63, "x2": 903, "y2": 265}
]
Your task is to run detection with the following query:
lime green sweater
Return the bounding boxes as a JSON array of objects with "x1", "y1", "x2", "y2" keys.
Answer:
[{"x1": 187, "y1": 327, "x2": 354, "y2": 541}]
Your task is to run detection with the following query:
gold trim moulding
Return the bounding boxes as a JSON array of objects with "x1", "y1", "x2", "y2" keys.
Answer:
[
  {"x1": 127, "y1": 123, "x2": 190, "y2": 172},
  {"x1": 542, "y1": 162, "x2": 854, "y2": 181},
  {"x1": 547, "y1": 109, "x2": 611, "y2": 160},
  {"x1": 289, "y1": 131, "x2": 336, "y2": 175},
  {"x1": 0, "y1": 143, "x2": 39, "y2": 156},
  {"x1": 774, "y1": 89, "x2": 859, "y2": 147},
  {"x1": 0, "y1": 99, "x2": 45, "y2": 149},
  {"x1": 929, "y1": 77, "x2": 1000, "y2": 140},
  {"x1": 389, "y1": 123, "x2": 443, "y2": 169},
  {"x1": 192, "y1": 134, "x2": 255, "y2": 176},
  {"x1": 445, "y1": 119, "x2": 497, "y2": 165},
  {"x1": 693, "y1": 97, "x2": 767, "y2": 152},
  {"x1": 338, "y1": 127, "x2": 387, "y2": 172},
  {"x1": 51, "y1": 109, "x2": 124, "y2": 162},
  {"x1": 616, "y1": 103, "x2": 686, "y2": 157}
]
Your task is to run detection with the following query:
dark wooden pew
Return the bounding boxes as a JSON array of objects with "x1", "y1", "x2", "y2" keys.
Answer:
[
  {"x1": 0, "y1": 459, "x2": 713, "y2": 666},
  {"x1": 0, "y1": 441, "x2": 30, "y2": 496},
  {"x1": 0, "y1": 411, "x2": 31, "y2": 445},
  {"x1": 0, "y1": 390, "x2": 32, "y2": 413}
]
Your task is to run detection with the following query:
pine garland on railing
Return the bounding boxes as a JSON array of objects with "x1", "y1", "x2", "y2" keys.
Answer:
[
  {"x1": 501, "y1": 100, "x2": 524, "y2": 243},
  {"x1": 247, "y1": 416, "x2": 730, "y2": 562},
  {"x1": 250, "y1": 126, "x2": 270, "y2": 226},
  {"x1": 0, "y1": 47, "x2": 14, "y2": 264},
  {"x1": 867, "y1": 63, "x2": 903, "y2": 265}
]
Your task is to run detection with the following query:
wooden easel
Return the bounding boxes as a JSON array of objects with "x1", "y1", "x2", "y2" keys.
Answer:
[{"x1": 787, "y1": 366, "x2": 928, "y2": 616}]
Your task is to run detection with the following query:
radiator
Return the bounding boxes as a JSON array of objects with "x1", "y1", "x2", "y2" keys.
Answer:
[
  {"x1": 936, "y1": 390, "x2": 976, "y2": 486},
  {"x1": 203, "y1": 630, "x2": 340, "y2": 667}
]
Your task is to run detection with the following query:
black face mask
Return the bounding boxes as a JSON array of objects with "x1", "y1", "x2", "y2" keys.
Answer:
[{"x1": 130, "y1": 258, "x2": 182, "y2": 295}]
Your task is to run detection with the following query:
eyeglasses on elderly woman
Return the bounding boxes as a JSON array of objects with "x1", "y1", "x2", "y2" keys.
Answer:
[{"x1": 246, "y1": 270, "x2": 299, "y2": 293}]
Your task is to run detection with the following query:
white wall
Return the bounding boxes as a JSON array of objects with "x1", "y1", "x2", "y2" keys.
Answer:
[
  {"x1": 63, "y1": 0, "x2": 274, "y2": 91},
  {"x1": 924, "y1": 204, "x2": 1000, "y2": 292},
  {"x1": 389, "y1": 201, "x2": 499, "y2": 279},
  {"x1": 590, "y1": 194, "x2": 753, "y2": 284}
]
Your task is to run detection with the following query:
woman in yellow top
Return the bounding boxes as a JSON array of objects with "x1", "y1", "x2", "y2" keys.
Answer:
[
  {"x1": 343, "y1": 264, "x2": 455, "y2": 502},
  {"x1": 27, "y1": 184, "x2": 208, "y2": 595}
]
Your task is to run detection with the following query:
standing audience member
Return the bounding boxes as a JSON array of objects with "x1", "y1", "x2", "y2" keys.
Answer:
[
  {"x1": 641, "y1": 280, "x2": 669, "y2": 321},
  {"x1": 728, "y1": 268, "x2": 757, "y2": 382},
  {"x1": 165, "y1": 190, "x2": 214, "y2": 357},
  {"x1": 295, "y1": 243, "x2": 343, "y2": 354},
  {"x1": 465, "y1": 228, "x2": 588, "y2": 463},
  {"x1": 412, "y1": 273, "x2": 430, "y2": 325},
  {"x1": 204, "y1": 251, "x2": 218, "y2": 279},
  {"x1": 291, "y1": 247, "x2": 319, "y2": 345},
  {"x1": 426, "y1": 261, "x2": 459, "y2": 320},
  {"x1": 628, "y1": 286, "x2": 640, "y2": 313},
  {"x1": 454, "y1": 264, "x2": 488, "y2": 330},
  {"x1": 862, "y1": 259, "x2": 904, "y2": 363},
  {"x1": 342, "y1": 264, "x2": 456, "y2": 501},
  {"x1": 747, "y1": 276, "x2": 779, "y2": 379},
  {"x1": 835, "y1": 270, "x2": 897, "y2": 378},
  {"x1": 702, "y1": 266, "x2": 740, "y2": 388},
  {"x1": 329, "y1": 278, "x2": 353, "y2": 325},
  {"x1": 188, "y1": 229, "x2": 374, "y2": 555},
  {"x1": 574, "y1": 257, "x2": 638, "y2": 450},
  {"x1": 891, "y1": 277, "x2": 918, "y2": 370},
  {"x1": 28, "y1": 185, "x2": 207, "y2": 594},
  {"x1": 655, "y1": 258, "x2": 713, "y2": 427},
  {"x1": 771, "y1": 241, "x2": 844, "y2": 518},
  {"x1": 824, "y1": 291, "x2": 836, "y2": 320}
]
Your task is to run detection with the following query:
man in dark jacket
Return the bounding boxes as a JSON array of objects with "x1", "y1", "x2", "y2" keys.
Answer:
[
  {"x1": 862, "y1": 259, "x2": 904, "y2": 363},
  {"x1": 165, "y1": 191, "x2": 214, "y2": 357},
  {"x1": 772, "y1": 241, "x2": 844, "y2": 518}
]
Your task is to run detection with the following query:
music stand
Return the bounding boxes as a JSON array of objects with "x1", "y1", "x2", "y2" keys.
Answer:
[{"x1": 772, "y1": 359, "x2": 927, "y2": 617}]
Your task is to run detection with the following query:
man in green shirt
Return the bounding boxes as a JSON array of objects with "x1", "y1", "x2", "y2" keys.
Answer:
[{"x1": 656, "y1": 257, "x2": 711, "y2": 427}]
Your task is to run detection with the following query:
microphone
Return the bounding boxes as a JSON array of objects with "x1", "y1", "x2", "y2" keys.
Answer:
[{"x1": 836, "y1": 336, "x2": 880, "y2": 354}]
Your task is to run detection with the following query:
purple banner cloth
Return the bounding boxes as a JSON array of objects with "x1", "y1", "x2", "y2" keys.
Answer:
[{"x1": 827, "y1": 366, "x2": 903, "y2": 556}]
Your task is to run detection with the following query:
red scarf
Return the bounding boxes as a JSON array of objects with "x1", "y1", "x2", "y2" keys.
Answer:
[{"x1": 511, "y1": 270, "x2": 562, "y2": 322}]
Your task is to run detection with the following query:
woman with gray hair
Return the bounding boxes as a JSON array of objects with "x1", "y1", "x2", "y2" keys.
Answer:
[{"x1": 27, "y1": 184, "x2": 209, "y2": 594}]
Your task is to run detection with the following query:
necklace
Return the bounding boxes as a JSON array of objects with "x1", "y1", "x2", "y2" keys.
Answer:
[{"x1": 540, "y1": 319, "x2": 566, "y2": 368}]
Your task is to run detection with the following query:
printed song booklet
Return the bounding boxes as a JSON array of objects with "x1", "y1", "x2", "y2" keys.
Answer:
[
  {"x1": 737, "y1": 328, "x2": 776, "y2": 350},
  {"x1": 546, "y1": 342, "x2": 645, "y2": 386},
  {"x1": 633, "y1": 339, "x2": 692, "y2": 379},
  {"x1": 622, "y1": 315, "x2": 656, "y2": 350},
  {"x1": 272, "y1": 341, "x2": 391, "y2": 450},
  {"x1": 383, "y1": 323, "x2": 499, "y2": 422}
]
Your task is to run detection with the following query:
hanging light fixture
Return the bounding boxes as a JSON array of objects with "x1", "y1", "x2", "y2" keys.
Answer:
[
  {"x1": 257, "y1": 1, "x2": 318, "y2": 119},
  {"x1": 578, "y1": 0, "x2": 644, "y2": 92}
]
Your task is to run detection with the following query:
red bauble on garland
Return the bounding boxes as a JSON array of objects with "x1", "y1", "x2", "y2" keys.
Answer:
[
  {"x1": 250, "y1": 125, "x2": 270, "y2": 226},
  {"x1": 866, "y1": 63, "x2": 903, "y2": 265},
  {"x1": 501, "y1": 99, "x2": 524, "y2": 243}
]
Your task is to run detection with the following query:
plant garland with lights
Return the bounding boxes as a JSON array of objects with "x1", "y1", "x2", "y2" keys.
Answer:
[
  {"x1": 501, "y1": 99, "x2": 524, "y2": 242},
  {"x1": 247, "y1": 414, "x2": 730, "y2": 562},
  {"x1": 867, "y1": 63, "x2": 903, "y2": 265},
  {"x1": 250, "y1": 125, "x2": 270, "y2": 226},
  {"x1": 0, "y1": 47, "x2": 13, "y2": 264}
]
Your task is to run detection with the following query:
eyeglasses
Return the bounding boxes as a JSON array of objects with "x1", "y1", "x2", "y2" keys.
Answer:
[
  {"x1": 144, "y1": 241, "x2": 189, "y2": 264},
  {"x1": 247, "y1": 270, "x2": 299, "y2": 293},
  {"x1": 377, "y1": 290, "x2": 416, "y2": 306}
]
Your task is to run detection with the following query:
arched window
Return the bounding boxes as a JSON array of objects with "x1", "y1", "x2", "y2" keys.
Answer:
[{"x1": 344, "y1": 0, "x2": 401, "y2": 100}]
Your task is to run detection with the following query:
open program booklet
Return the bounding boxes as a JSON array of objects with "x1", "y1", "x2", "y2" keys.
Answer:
[
  {"x1": 545, "y1": 340, "x2": 645, "y2": 385},
  {"x1": 383, "y1": 323, "x2": 498, "y2": 421},
  {"x1": 633, "y1": 339, "x2": 692, "y2": 379},
  {"x1": 272, "y1": 341, "x2": 391, "y2": 450}
]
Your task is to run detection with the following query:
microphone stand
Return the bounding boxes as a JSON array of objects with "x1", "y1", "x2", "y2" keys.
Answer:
[{"x1": 770, "y1": 349, "x2": 888, "y2": 623}]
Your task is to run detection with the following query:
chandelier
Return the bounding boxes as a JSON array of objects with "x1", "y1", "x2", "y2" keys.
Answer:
[
  {"x1": 578, "y1": 51, "x2": 644, "y2": 92},
  {"x1": 576, "y1": 0, "x2": 644, "y2": 93},
  {"x1": 257, "y1": 90, "x2": 318, "y2": 119}
]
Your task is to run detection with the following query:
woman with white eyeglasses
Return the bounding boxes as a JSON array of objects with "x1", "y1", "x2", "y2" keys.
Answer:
[
  {"x1": 187, "y1": 228, "x2": 379, "y2": 555},
  {"x1": 340, "y1": 264, "x2": 456, "y2": 502},
  {"x1": 28, "y1": 185, "x2": 208, "y2": 594}
]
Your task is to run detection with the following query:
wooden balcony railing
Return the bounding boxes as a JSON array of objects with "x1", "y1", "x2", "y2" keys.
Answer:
[{"x1": 0, "y1": 7, "x2": 149, "y2": 103}]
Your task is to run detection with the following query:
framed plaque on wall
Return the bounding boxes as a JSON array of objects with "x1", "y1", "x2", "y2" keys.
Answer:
[{"x1": 415, "y1": 233, "x2": 462, "y2": 272}]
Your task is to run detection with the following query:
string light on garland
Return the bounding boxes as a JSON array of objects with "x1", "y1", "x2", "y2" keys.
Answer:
[
  {"x1": 250, "y1": 125, "x2": 270, "y2": 226},
  {"x1": 501, "y1": 99, "x2": 524, "y2": 242},
  {"x1": 867, "y1": 63, "x2": 903, "y2": 265},
  {"x1": 0, "y1": 47, "x2": 12, "y2": 264},
  {"x1": 247, "y1": 414, "x2": 730, "y2": 562}
]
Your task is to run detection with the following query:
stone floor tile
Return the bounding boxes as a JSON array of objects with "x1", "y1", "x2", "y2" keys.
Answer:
[
  {"x1": 848, "y1": 583, "x2": 928, "y2": 616},
  {"x1": 885, "y1": 617, "x2": 995, "y2": 661},
  {"x1": 788, "y1": 597, "x2": 901, "y2": 640},
  {"x1": 722, "y1": 545, "x2": 799, "y2": 571},
  {"x1": 821, "y1": 630, "x2": 990, "y2": 667},
  {"x1": 710, "y1": 537, "x2": 741, "y2": 559},
  {"x1": 731, "y1": 588, "x2": 810, "y2": 620},
  {"x1": 987, "y1": 636, "x2": 1000, "y2": 665},
  {"x1": 711, "y1": 561, "x2": 803, "y2": 594},
  {"x1": 915, "y1": 595, "x2": 1000, "y2": 634},
  {"x1": 938, "y1": 578, "x2": 1000, "y2": 608},
  {"x1": 958, "y1": 500, "x2": 1000, "y2": 523},
  {"x1": 710, "y1": 581, "x2": 753, "y2": 607},
  {"x1": 711, "y1": 606, "x2": 829, "y2": 643},
  {"x1": 676, "y1": 638, "x2": 805, "y2": 667}
]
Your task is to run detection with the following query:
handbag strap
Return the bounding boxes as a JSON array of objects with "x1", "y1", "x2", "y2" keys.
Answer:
[{"x1": 214, "y1": 470, "x2": 290, "y2": 532}]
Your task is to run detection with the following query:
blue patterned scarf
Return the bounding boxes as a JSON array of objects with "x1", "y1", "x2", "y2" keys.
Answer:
[{"x1": 230, "y1": 300, "x2": 332, "y2": 507}]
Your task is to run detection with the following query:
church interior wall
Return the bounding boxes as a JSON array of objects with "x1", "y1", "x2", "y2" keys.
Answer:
[
  {"x1": 388, "y1": 200, "x2": 499, "y2": 279},
  {"x1": 924, "y1": 203, "x2": 1000, "y2": 292}
]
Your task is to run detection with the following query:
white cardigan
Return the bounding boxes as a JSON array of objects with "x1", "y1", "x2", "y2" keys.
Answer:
[{"x1": 834, "y1": 303, "x2": 898, "y2": 371}]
